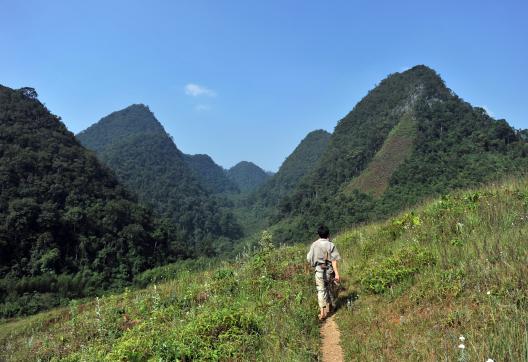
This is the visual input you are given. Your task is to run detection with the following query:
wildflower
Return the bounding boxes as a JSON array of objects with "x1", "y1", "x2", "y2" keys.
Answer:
[
  {"x1": 459, "y1": 335, "x2": 465, "y2": 342},
  {"x1": 487, "y1": 290, "x2": 491, "y2": 295},
  {"x1": 458, "y1": 343, "x2": 465, "y2": 349}
]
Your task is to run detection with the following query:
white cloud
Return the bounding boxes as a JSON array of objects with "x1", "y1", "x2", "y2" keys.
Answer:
[
  {"x1": 195, "y1": 104, "x2": 211, "y2": 112},
  {"x1": 184, "y1": 83, "x2": 216, "y2": 97}
]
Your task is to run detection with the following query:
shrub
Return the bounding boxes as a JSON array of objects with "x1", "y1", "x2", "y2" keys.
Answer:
[
  {"x1": 175, "y1": 307, "x2": 262, "y2": 360},
  {"x1": 359, "y1": 244, "x2": 435, "y2": 294}
]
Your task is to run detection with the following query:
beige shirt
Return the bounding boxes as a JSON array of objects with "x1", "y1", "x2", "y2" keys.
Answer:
[{"x1": 307, "y1": 238, "x2": 341, "y2": 272}]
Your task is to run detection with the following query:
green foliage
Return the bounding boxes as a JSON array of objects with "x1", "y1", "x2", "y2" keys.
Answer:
[
  {"x1": 227, "y1": 161, "x2": 271, "y2": 193},
  {"x1": 232, "y1": 130, "x2": 331, "y2": 238},
  {"x1": 0, "y1": 86, "x2": 183, "y2": 318},
  {"x1": 254, "y1": 130, "x2": 331, "y2": 207},
  {"x1": 386, "y1": 212, "x2": 422, "y2": 239},
  {"x1": 184, "y1": 153, "x2": 239, "y2": 194},
  {"x1": 4, "y1": 178, "x2": 528, "y2": 361},
  {"x1": 133, "y1": 257, "x2": 216, "y2": 288},
  {"x1": 346, "y1": 114, "x2": 416, "y2": 196},
  {"x1": 258, "y1": 230, "x2": 273, "y2": 251},
  {"x1": 359, "y1": 244, "x2": 435, "y2": 294},
  {"x1": 174, "y1": 307, "x2": 261, "y2": 360},
  {"x1": 1, "y1": 245, "x2": 319, "y2": 361},
  {"x1": 273, "y1": 65, "x2": 528, "y2": 243},
  {"x1": 335, "y1": 179, "x2": 528, "y2": 361},
  {"x1": 77, "y1": 104, "x2": 243, "y2": 255}
]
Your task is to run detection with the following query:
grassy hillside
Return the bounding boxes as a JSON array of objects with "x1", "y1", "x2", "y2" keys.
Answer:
[
  {"x1": 334, "y1": 178, "x2": 528, "y2": 361},
  {"x1": 2, "y1": 177, "x2": 527, "y2": 361},
  {"x1": 345, "y1": 113, "x2": 416, "y2": 197},
  {"x1": 1, "y1": 244, "x2": 319, "y2": 361}
]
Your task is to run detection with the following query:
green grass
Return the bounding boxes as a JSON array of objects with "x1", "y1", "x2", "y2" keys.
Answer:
[
  {"x1": 334, "y1": 178, "x2": 528, "y2": 361},
  {"x1": 2, "y1": 177, "x2": 528, "y2": 361},
  {"x1": 345, "y1": 113, "x2": 416, "y2": 197},
  {"x1": 0, "y1": 247, "x2": 320, "y2": 361}
]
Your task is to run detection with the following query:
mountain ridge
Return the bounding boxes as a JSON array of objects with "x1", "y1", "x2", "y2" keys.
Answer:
[
  {"x1": 183, "y1": 153, "x2": 239, "y2": 194},
  {"x1": 0, "y1": 86, "x2": 181, "y2": 317},
  {"x1": 274, "y1": 65, "x2": 528, "y2": 241},
  {"x1": 227, "y1": 161, "x2": 271, "y2": 193},
  {"x1": 253, "y1": 129, "x2": 331, "y2": 207},
  {"x1": 77, "y1": 105, "x2": 242, "y2": 255}
]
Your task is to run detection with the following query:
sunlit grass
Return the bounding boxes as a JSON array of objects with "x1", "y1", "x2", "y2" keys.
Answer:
[
  {"x1": 334, "y1": 178, "x2": 528, "y2": 361},
  {"x1": 2, "y1": 178, "x2": 528, "y2": 361},
  {"x1": 0, "y1": 246, "x2": 320, "y2": 361}
]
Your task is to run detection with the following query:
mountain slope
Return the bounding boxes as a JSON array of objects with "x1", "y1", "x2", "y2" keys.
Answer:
[
  {"x1": 254, "y1": 129, "x2": 331, "y2": 206},
  {"x1": 227, "y1": 161, "x2": 270, "y2": 192},
  {"x1": 183, "y1": 153, "x2": 239, "y2": 194},
  {"x1": 3, "y1": 178, "x2": 527, "y2": 361},
  {"x1": 276, "y1": 65, "x2": 528, "y2": 241},
  {"x1": 344, "y1": 114, "x2": 416, "y2": 197},
  {"x1": 0, "y1": 86, "x2": 180, "y2": 317},
  {"x1": 74, "y1": 104, "x2": 166, "y2": 152},
  {"x1": 77, "y1": 105, "x2": 242, "y2": 254},
  {"x1": 335, "y1": 179, "x2": 528, "y2": 361}
]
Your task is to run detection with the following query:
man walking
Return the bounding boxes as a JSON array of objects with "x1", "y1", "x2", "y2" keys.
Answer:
[{"x1": 307, "y1": 225, "x2": 341, "y2": 320}]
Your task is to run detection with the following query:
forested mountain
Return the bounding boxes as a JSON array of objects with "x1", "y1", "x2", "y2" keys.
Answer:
[
  {"x1": 253, "y1": 130, "x2": 331, "y2": 207},
  {"x1": 77, "y1": 105, "x2": 242, "y2": 254},
  {"x1": 227, "y1": 161, "x2": 271, "y2": 192},
  {"x1": 275, "y1": 65, "x2": 528, "y2": 241},
  {"x1": 0, "y1": 86, "x2": 184, "y2": 317},
  {"x1": 183, "y1": 153, "x2": 239, "y2": 194}
]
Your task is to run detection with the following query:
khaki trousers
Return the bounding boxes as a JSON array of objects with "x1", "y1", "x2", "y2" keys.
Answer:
[{"x1": 315, "y1": 270, "x2": 337, "y2": 309}]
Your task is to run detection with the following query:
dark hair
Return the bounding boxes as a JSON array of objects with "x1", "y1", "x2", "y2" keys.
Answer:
[{"x1": 317, "y1": 225, "x2": 330, "y2": 238}]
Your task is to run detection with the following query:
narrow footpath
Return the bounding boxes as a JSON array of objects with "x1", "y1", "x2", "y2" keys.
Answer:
[{"x1": 320, "y1": 314, "x2": 344, "y2": 362}]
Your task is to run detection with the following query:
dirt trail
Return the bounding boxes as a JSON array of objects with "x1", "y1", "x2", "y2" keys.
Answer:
[{"x1": 320, "y1": 314, "x2": 344, "y2": 362}]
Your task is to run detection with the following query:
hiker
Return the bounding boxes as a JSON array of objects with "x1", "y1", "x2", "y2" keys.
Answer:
[{"x1": 307, "y1": 225, "x2": 341, "y2": 320}]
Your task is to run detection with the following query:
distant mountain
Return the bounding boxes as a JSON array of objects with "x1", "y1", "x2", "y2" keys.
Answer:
[
  {"x1": 275, "y1": 65, "x2": 528, "y2": 241},
  {"x1": 227, "y1": 161, "x2": 271, "y2": 192},
  {"x1": 75, "y1": 104, "x2": 166, "y2": 152},
  {"x1": 183, "y1": 154, "x2": 239, "y2": 194},
  {"x1": 0, "y1": 86, "x2": 180, "y2": 317},
  {"x1": 77, "y1": 105, "x2": 242, "y2": 254},
  {"x1": 255, "y1": 130, "x2": 331, "y2": 206}
]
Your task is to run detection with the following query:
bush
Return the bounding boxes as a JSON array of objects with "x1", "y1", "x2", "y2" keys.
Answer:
[
  {"x1": 176, "y1": 307, "x2": 262, "y2": 360},
  {"x1": 109, "y1": 307, "x2": 261, "y2": 361},
  {"x1": 359, "y1": 244, "x2": 435, "y2": 294}
]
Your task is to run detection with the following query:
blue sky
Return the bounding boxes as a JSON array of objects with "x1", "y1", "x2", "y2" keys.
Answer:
[{"x1": 1, "y1": 0, "x2": 526, "y2": 171}]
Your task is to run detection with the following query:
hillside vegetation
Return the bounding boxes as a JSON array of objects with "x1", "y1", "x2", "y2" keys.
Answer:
[
  {"x1": 1, "y1": 242, "x2": 319, "y2": 361},
  {"x1": 345, "y1": 113, "x2": 416, "y2": 197},
  {"x1": 0, "y1": 87, "x2": 182, "y2": 318},
  {"x1": 77, "y1": 105, "x2": 242, "y2": 256},
  {"x1": 334, "y1": 178, "x2": 528, "y2": 361},
  {"x1": 254, "y1": 130, "x2": 331, "y2": 207},
  {"x1": 232, "y1": 130, "x2": 331, "y2": 238},
  {"x1": 2, "y1": 177, "x2": 527, "y2": 361},
  {"x1": 227, "y1": 161, "x2": 271, "y2": 193},
  {"x1": 183, "y1": 154, "x2": 239, "y2": 194},
  {"x1": 276, "y1": 65, "x2": 528, "y2": 242}
]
